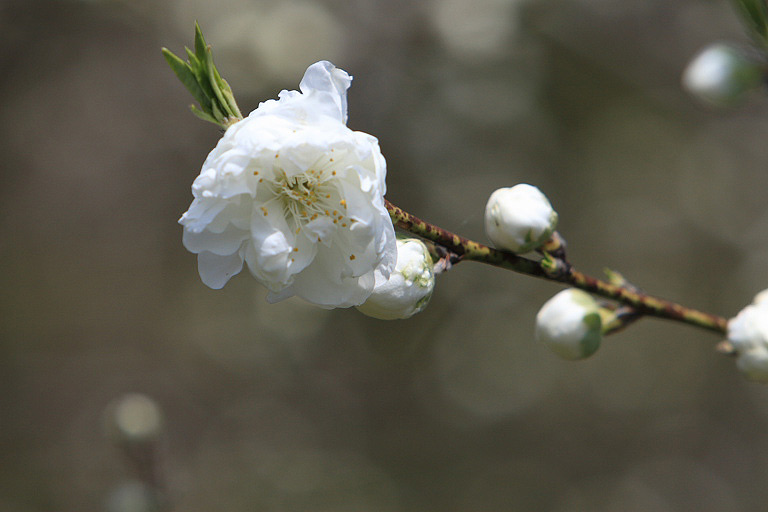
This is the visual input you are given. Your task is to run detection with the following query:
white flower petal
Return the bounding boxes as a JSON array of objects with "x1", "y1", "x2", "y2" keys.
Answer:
[
  {"x1": 246, "y1": 213, "x2": 294, "y2": 285},
  {"x1": 724, "y1": 290, "x2": 768, "y2": 382},
  {"x1": 299, "y1": 60, "x2": 352, "y2": 123},
  {"x1": 266, "y1": 286, "x2": 296, "y2": 304},
  {"x1": 179, "y1": 199, "x2": 229, "y2": 233},
  {"x1": 183, "y1": 224, "x2": 248, "y2": 256},
  {"x1": 291, "y1": 247, "x2": 375, "y2": 308},
  {"x1": 197, "y1": 251, "x2": 244, "y2": 289},
  {"x1": 303, "y1": 216, "x2": 335, "y2": 243}
]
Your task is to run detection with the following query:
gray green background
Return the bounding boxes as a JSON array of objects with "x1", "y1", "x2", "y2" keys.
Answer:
[{"x1": 2, "y1": 0, "x2": 768, "y2": 510}]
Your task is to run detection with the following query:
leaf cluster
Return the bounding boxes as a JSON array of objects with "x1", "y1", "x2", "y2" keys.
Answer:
[{"x1": 162, "y1": 23, "x2": 243, "y2": 129}]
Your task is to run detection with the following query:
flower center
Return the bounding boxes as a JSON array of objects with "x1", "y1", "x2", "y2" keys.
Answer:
[{"x1": 264, "y1": 167, "x2": 352, "y2": 236}]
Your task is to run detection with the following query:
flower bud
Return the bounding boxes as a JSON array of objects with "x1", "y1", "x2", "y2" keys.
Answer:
[
  {"x1": 682, "y1": 43, "x2": 764, "y2": 107},
  {"x1": 356, "y1": 238, "x2": 435, "y2": 320},
  {"x1": 484, "y1": 184, "x2": 558, "y2": 254},
  {"x1": 727, "y1": 289, "x2": 768, "y2": 383},
  {"x1": 535, "y1": 289, "x2": 602, "y2": 360},
  {"x1": 104, "y1": 393, "x2": 164, "y2": 444}
]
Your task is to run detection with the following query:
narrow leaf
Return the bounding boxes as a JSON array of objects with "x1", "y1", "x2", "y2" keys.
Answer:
[
  {"x1": 213, "y1": 66, "x2": 243, "y2": 119},
  {"x1": 194, "y1": 21, "x2": 208, "y2": 64},
  {"x1": 204, "y1": 46, "x2": 235, "y2": 118},
  {"x1": 185, "y1": 47, "x2": 216, "y2": 102},
  {"x1": 211, "y1": 99, "x2": 225, "y2": 122},
  {"x1": 220, "y1": 82, "x2": 243, "y2": 119},
  {"x1": 190, "y1": 104, "x2": 224, "y2": 127},
  {"x1": 162, "y1": 48, "x2": 210, "y2": 110},
  {"x1": 185, "y1": 47, "x2": 200, "y2": 70}
]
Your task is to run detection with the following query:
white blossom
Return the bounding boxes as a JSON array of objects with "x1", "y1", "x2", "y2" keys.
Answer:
[
  {"x1": 105, "y1": 393, "x2": 163, "y2": 443},
  {"x1": 356, "y1": 238, "x2": 435, "y2": 320},
  {"x1": 682, "y1": 43, "x2": 762, "y2": 106},
  {"x1": 179, "y1": 61, "x2": 396, "y2": 308},
  {"x1": 484, "y1": 184, "x2": 558, "y2": 254},
  {"x1": 535, "y1": 289, "x2": 602, "y2": 360},
  {"x1": 727, "y1": 289, "x2": 768, "y2": 383}
]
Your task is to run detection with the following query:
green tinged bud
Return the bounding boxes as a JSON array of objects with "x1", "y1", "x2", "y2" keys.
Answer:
[
  {"x1": 357, "y1": 238, "x2": 435, "y2": 320},
  {"x1": 535, "y1": 289, "x2": 602, "y2": 360},
  {"x1": 682, "y1": 43, "x2": 764, "y2": 107}
]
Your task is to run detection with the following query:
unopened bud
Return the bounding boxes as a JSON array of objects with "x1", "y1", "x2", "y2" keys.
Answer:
[
  {"x1": 357, "y1": 238, "x2": 435, "y2": 320},
  {"x1": 105, "y1": 393, "x2": 164, "y2": 444},
  {"x1": 535, "y1": 289, "x2": 602, "y2": 360},
  {"x1": 682, "y1": 43, "x2": 763, "y2": 107},
  {"x1": 484, "y1": 184, "x2": 558, "y2": 254},
  {"x1": 727, "y1": 289, "x2": 768, "y2": 383}
]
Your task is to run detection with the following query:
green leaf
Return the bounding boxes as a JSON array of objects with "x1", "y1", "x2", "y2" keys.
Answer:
[
  {"x1": 220, "y1": 81, "x2": 243, "y2": 119},
  {"x1": 194, "y1": 21, "x2": 208, "y2": 64},
  {"x1": 190, "y1": 105, "x2": 223, "y2": 127},
  {"x1": 211, "y1": 99, "x2": 224, "y2": 121},
  {"x1": 184, "y1": 47, "x2": 199, "y2": 69},
  {"x1": 204, "y1": 46, "x2": 235, "y2": 119},
  {"x1": 162, "y1": 48, "x2": 210, "y2": 110},
  {"x1": 185, "y1": 47, "x2": 215, "y2": 104},
  {"x1": 213, "y1": 63, "x2": 242, "y2": 119},
  {"x1": 163, "y1": 22, "x2": 244, "y2": 127}
]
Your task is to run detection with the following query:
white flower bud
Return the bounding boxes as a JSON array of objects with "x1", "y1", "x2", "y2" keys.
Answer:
[
  {"x1": 105, "y1": 393, "x2": 163, "y2": 444},
  {"x1": 682, "y1": 43, "x2": 763, "y2": 107},
  {"x1": 727, "y1": 289, "x2": 768, "y2": 383},
  {"x1": 484, "y1": 184, "x2": 558, "y2": 254},
  {"x1": 535, "y1": 289, "x2": 602, "y2": 360},
  {"x1": 356, "y1": 238, "x2": 435, "y2": 320}
]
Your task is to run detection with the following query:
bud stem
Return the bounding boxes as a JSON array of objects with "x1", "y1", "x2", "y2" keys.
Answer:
[{"x1": 385, "y1": 200, "x2": 728, "y2": 335}]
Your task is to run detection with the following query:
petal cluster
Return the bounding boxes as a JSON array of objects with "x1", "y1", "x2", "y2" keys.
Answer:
[
  {"x1": 179, "y1": 61, "x2": 396, "y2": 308},
  {"x1": 727, "y1": 290, "x2": 768, "y2": 383}
]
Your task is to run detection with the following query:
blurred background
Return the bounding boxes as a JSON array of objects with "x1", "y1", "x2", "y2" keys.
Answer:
[{"x1": 2, "y1": 0, "x2": 768, "y2": 510}]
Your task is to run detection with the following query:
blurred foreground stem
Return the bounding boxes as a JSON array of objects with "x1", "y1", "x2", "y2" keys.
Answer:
[{"x1": 385, "y1": 200, "x2": 728, "y2": 335}]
